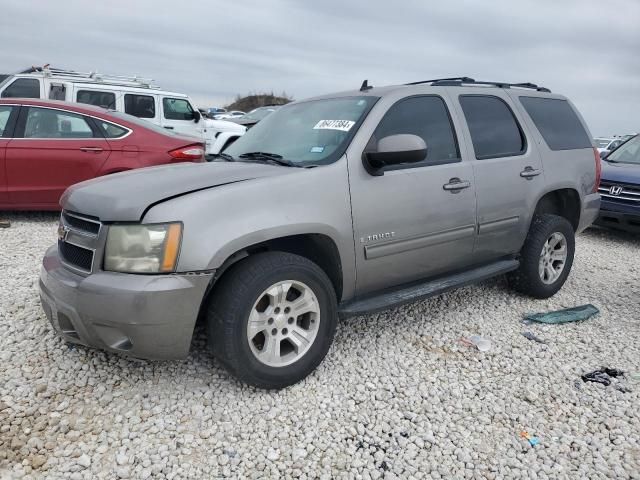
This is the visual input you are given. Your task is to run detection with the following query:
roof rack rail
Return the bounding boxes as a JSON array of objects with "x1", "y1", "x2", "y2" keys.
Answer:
[
  {"x1": 405, "y1": 77, "x2": 475, "y2": 86},
  {"x1": 17, "y1": 65, "x2": 160, "y2": 89},
  {"x1": 406, "y1": 77, "x2": 551, "y2": 93}
]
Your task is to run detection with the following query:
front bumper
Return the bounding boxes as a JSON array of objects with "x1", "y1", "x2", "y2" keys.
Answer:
[
  {"x1": 39, "y1": 245, "x2": 213, "y2": 360},
  {"x1": 595, "y1": 199, "x2": 640, "y2": 233}
]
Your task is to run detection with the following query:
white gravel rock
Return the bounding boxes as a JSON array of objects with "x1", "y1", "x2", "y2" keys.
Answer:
[{"x1": 1, "y1": 212, "x2": 639, "y2": 478}]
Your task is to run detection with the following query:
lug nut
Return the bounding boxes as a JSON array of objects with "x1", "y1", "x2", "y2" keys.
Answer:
[
  {"x1": 288, "y1": 317, "x2": 294, "y2": 324},
  {"x1": 268, "y1": 318, "x2": 274, "y2": 325},
  {"x1": 271, "y1": 328, "x2": 277, "y2": 335},
  {"x1": 282, "y1": 328, "x2": 288, "y2": 335}
]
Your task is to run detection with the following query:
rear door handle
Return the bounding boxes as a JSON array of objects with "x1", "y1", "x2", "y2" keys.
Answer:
[
  {"x1": 164, "y1": 126, "x2": 174, "y2": 130},
  {"x1": 443, "y1": 177, "x2": 471, "y2": 192},
  {"x1": 520, "y1": 166, "x2": 541, "y2": 178},
  {"x1": 79, "y1": 147, "x2": 103, "y2": 153}
]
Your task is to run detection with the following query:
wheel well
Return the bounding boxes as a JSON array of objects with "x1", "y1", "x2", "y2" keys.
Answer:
[
  {"x1": 534, "y1": 189, "x2": 581, "y2": 231},
  {"x1": 212, "y1": 234, "x2": 343, "y2": 301}
]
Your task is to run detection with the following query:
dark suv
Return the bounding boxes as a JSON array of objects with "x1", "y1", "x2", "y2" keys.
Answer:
[{"x1": 596, "y1": 134, "x2": 640, "y2": 232}]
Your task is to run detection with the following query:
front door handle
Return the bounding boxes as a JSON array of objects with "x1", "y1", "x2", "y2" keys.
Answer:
[
  {"x1": 443, "y1": 177, "x2": 471, "y2": 193},
  {"x1": 164, "y1": 126, "x2": 174, "y2": 130},
  {"x1": 520, "y1": 166, "x2": 542, "y2": 179},
  {"x1": 79, "y1": 147, "x2": 103, "y2": 153}
]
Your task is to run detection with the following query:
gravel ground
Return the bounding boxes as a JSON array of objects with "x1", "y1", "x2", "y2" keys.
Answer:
[{"x1": 1, "y1": 212, "x2": 639, "y2": 480}]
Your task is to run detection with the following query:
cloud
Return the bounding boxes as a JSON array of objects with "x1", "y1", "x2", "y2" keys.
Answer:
[{"x1": 1, "y1": 0, "x2": 638, "y2": 135}]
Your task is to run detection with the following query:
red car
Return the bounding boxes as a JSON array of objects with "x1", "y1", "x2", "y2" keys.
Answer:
[{"x1": 0, "y1": 99, "x2": 205, "y2": 210}]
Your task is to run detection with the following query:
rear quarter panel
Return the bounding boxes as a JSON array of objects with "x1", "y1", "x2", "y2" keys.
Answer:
[{"x1": 506, "y1": 91, "x2": 597, "y2": 228}]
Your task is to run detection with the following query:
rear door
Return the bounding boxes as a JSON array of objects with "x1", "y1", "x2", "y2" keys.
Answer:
[
  {"x1": 451, "y1": 90, "x2": 544, "y2": 260},
  {"x1": 6, "y1": 106, "x2": 111, "y2": 207},
  {"x1": 0, "y1": 105, "x2": 20, "y2": 206}
]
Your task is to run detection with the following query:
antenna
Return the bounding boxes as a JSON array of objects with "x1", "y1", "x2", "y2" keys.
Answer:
[{"x1": 360, "y1": 80, "x2": 373, "y2": 92}]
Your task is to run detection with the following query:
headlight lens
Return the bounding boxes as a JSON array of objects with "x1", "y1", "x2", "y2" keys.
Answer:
[{"x1": 104, "y1": 223, "x2": 182, "y2": 273}]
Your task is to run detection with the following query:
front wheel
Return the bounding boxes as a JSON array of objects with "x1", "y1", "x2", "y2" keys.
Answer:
[
  {"x1": 508, "y1": 214, "x2": 575, "y2": 299},
  {"x1": 206, "y1": 252, "x2": 338, "y2": 389}
]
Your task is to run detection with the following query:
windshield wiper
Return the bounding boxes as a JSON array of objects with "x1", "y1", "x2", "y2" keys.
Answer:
[
  {"x1": 238, "y1": 152, "x2": 300, "y2": 167},
  {"x1": 210, "y1": 152, "x2": 235, "y2": 162}
]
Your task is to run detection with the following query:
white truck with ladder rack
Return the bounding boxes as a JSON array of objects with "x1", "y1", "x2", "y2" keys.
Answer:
[{"x1": 0, "y1": 65, "x2": 245, "y2": 155}]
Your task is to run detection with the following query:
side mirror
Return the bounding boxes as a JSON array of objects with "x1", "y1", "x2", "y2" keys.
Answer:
[
  {"x1": 193, "y1": 109, "x2": 201, "y2": 123},
  {"x1": 363, "y1": 134, "x2": 427, "y2": 175}
]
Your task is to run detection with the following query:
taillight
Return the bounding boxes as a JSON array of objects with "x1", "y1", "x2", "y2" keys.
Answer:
[
  {"x1": 168, "y1": 145, "x2": 205, "y2": 162},
  {"x1": 593, "y1": 147, "x2": 601, "y2": 193}
]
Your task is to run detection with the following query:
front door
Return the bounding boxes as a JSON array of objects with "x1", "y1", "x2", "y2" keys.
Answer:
[
  {"x1": 6, "y1": 106, "x2": 111, "y2": 207},
  {"x1": 348, "y1": 94, "x2": 477, "y2": 295},
  {"x1": 451, "y1": 90, "x2": 544, "y2": 259},
  {"x1": 160, "y1": 96, "x2": 203, "y2": 140}
]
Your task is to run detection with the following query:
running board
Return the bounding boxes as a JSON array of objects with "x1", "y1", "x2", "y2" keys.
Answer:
[{"x1": 338, "y1": 259, "x2": 519, "y2": 318}]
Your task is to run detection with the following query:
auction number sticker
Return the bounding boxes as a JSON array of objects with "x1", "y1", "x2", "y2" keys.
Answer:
[{"x1": 313, "y1": 120, "x2": 355, "y2": 132}]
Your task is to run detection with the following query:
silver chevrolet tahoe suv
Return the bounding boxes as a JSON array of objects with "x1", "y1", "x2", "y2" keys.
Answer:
[{"x1": 40, "y1": 77, "x2": 601, "y2": 388}]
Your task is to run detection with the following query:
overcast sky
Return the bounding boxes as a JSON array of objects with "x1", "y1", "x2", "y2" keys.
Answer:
[{"x1": 2, "y1": 0, "x2": 638, "y2": 135}]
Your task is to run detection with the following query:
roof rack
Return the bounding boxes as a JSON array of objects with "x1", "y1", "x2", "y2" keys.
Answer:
[
  {"x1": 18, "y1": 65, "x2": 161, "y2": 89},
  {"x1": 406, "y1": 77, "x2": 551, "y2": 93}
]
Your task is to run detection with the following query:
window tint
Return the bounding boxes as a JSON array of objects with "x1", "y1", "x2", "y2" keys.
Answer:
[
  {"x1": 23, "y1": 107, "x2": 95, "y2": 138},
  {"x1": 49, "y1": 84, "x2": 66, "y2": 101},
  {"x1": 124, "y1": 94, "x2": 155, "y2": 118},
  {"x1": 162, "y1": 97, "x2": 195, "y2": 121},
  {"x1": 96, "y1": 120, "x2": 129, "y2": 139},
  {"x1": 519, "y1": 97, "x2": 591, "y2": 151},
  {"x1": 370, "y1": 96, "x2": 459, "y2": 167},
  {"x1": 1, "y1": 78, "x2": 40, "y2": 98},
  {"x1": 460, "y1": 95, "x2": 525, "y2": 159},
  {"x1": 0, "y1": 106, "x2": 15, "y2": 137},
  {"x1": 77, "y1": 90, "x2": 116, "y2": 109}
]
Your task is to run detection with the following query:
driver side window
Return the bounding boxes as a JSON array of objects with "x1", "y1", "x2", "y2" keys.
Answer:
[{"x1": 369, "y1": 96, "x2": 460, "y2": 169}]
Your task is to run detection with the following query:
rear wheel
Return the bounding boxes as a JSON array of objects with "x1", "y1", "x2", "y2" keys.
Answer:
[
  {"x1": 207, "y1": 252, "x2": 338, "y2": 389},
  {"x1": 508, "y1": 214, "x2": 575, "y2": 298}
]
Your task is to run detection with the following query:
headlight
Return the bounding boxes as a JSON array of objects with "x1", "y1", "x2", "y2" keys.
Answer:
[{"x1": 104, "y1": 223, "x2": 182, "y2": 273}]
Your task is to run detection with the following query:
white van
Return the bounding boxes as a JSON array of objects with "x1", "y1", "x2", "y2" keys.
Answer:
[{"x1": 0, "y1": 66, "x2": 245, "y2": 155}]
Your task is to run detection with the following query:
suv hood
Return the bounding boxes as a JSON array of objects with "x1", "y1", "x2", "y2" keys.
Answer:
[
  {"x1": 61, "y1": 162, "x2": 288, "y2": 222},
  {"x1": 601, "y1": 160, "x2": 640, "y2": 185}
]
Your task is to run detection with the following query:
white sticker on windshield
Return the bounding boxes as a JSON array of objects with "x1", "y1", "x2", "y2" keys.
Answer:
[
  {"x1": 313, "y1": 120, "x2": 355, "y2": 132},
  {"x1": 310, "y1": 146, "x2": 325, "y2": 153}
]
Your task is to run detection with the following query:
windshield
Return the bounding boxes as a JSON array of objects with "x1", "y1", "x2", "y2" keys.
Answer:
[
  {"x1": 595, "y1": 138, "x2": 612, "y2": 148},
  {"x1": 606, "y1": 135, "x2": 640, "y2": 164},
  {"x1": 225, "y1": 96, "x2": 378, "y2": 166}
]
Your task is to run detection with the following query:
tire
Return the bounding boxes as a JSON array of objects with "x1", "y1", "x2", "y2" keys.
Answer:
[
  {"x1": 206, "y1": 252, "x2": 338, "y2": 389},
  {"x1": 507, "y1": 214, "x2": 575, "y2": 299}
]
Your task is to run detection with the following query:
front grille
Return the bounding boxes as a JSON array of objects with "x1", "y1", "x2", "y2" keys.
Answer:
[
  {"x1": 62, "y1": 211, "x2": 101, "y2": 235},
  {"x1": 598, "y1": 182, "x2": 640, "y2": 204},
  {"x1": 59, "y1": 240, "x2": 94, "y2": 272}
]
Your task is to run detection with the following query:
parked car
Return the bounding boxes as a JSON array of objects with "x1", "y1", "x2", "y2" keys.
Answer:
[
  {"x1": 0, "y1": 66, "x2": 245, "y2": 154},
  {"x1": 0, "y1": 99, "x2": 205, "y2": 210},
  {"x1": 595, "y1": 134, "x2": 640, "y2": 233},
  {"x1": 214, "y1": 111, "x2": 246, "y2": 120},
  {"x1": 594, "y1": 137, "x2": 624, "y2": 155},
  {"x1": 229, "y1": 106, "x2": 279, "y2": 128},
  {"x1": 206, "y1": 107, "x2": 227, "y2": 117},
  {"x1": 40, "y1": 77, "x2": 600, "y2": 388}
]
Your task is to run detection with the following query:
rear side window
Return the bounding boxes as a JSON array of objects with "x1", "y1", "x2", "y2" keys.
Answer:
[
  {"x1": 77, "y1": 90, "x2": 116, "y2": 109},
  {"x1": 124, "y1": 94, "x2": 156, "y2": 118},
  {"x1": 23, "y1": 107, "x2": 96, "y2": 138},
  {"x1": 459, "y1": 95, "x2": 525, "y2": 159},
  {"x1": 371, "y1": 95, "x2": 460, "y2": 168},
  {"x1": 162, "y1": 97, "x2": 196, "y2": 121},
  {"x1": 96, "y1": 120, "x2": 129, "y2": 139},
  {"x1": 0, "y1": 106, "x2": 16, "y2": 137},
  {"x1": 519, "y1": 97, "x2": 591, "y2": 150},
  {"x1": 1, "y1": 78, "x2": 40, "y2": 98}
]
